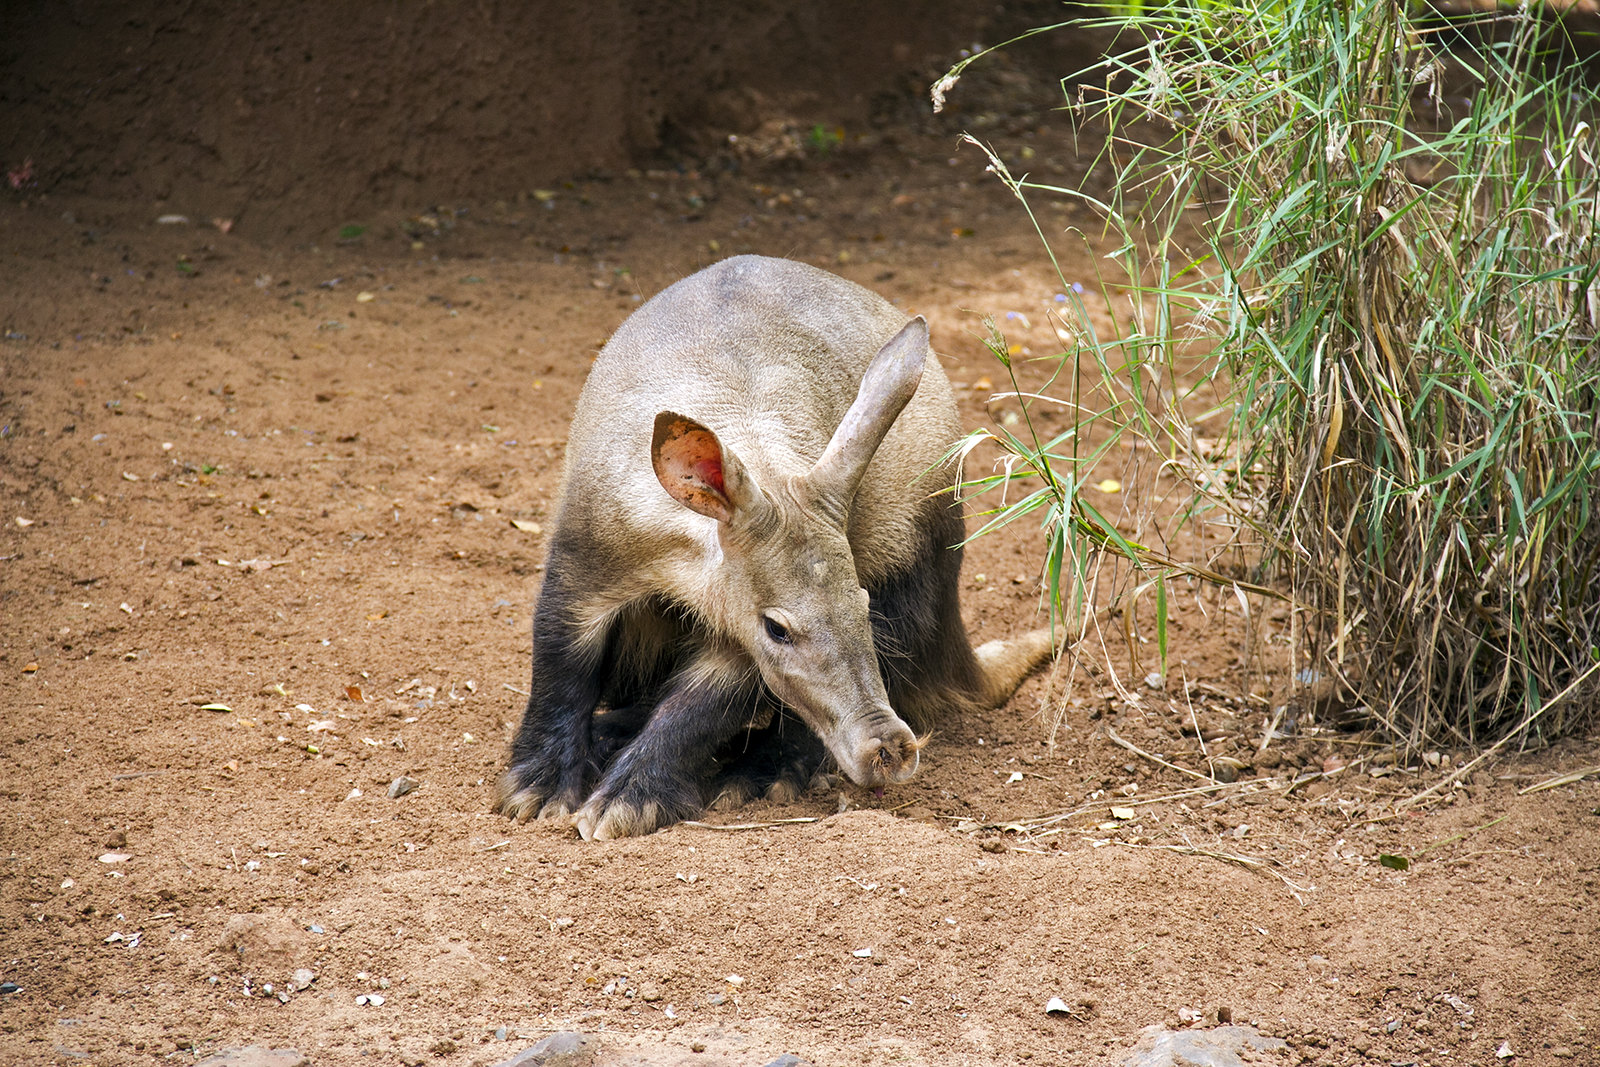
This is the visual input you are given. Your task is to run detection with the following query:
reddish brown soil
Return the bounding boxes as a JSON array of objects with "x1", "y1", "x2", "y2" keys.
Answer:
[{"x1": 3, "y1": 17, "x2": 1599, "y2": 1067}]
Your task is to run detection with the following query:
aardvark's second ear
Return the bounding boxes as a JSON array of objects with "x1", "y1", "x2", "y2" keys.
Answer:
[{"x1": 807, "y1": 315, "x2": 928, "y2": 504}]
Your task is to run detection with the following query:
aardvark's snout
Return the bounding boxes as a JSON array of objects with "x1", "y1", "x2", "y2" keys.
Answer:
[{"x1": 840, "y1": 714, "x2": 923, "y2": 788}]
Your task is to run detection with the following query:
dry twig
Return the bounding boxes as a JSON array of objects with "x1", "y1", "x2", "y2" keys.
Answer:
[
  {"x1": 681, "y1": 817, "x2": 819, "y2": 832},
  {"x1": 1517, "y1": 764, "x2": 1600, "y2": 795},
  {"x1": 1104, "y1": 724, "x2": 1213, "y2": 782}
]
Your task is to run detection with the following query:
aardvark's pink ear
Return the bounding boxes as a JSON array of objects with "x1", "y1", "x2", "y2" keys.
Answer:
[{"x1": 652, "y1": 412, "x2": 740, "y2": 523}]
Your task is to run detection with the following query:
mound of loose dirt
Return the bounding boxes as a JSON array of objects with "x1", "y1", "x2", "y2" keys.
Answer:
[{"x1": 0, "y1": 0, "x2": 1039, "y2": 237}]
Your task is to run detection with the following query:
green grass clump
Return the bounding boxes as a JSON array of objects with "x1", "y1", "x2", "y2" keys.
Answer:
[{"x1": 948, "y1": 0, "x2": 1600, "y2": 748}]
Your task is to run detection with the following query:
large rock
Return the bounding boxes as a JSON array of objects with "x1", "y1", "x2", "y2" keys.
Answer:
[
  {"x1": 1120, "y1": 1025, "x2": 1288, "y2": 1067},
  {"x1": 493, "y1": 1031, "x2": 598, "y2": 1067},
  {"x1": 195, "y1": 1048, "x2": 308, "y2": 1067}
]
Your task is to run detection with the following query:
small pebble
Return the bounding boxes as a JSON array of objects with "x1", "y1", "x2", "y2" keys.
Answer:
[
  {"x1": 290, "y1": 969, "x2": 314, "y2": 991},
  {"x1": 690, "y1": 1042, "x2": 707, "y2": 1053},
  {"x1": 0, "y1": 982, "x2": 20, "y2": 995},
  {"x1": 387, "y1": 776, "x2": 418, "y2": 799},
  {"x1": 1210, "y1": 759, "x2": 1241, "y2": 784}
]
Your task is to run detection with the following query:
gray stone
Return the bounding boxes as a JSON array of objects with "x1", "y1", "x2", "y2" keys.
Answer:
[
  {"x1": 762, "y1": 1057, "x2": 813, "y2": 1067},
  {"x1": 1119, "y1": 1025, "x2": 1287, "y2": 1067},
  {"x1": 195, "y1": 1048, "x2": 309, "y2": 1067},
  {"x1": 387, "y1": 775, "x2": 418, "y2": 798},
  {"x1": 492, "y1": 1031, "x2": 597, "y2": 1067}
]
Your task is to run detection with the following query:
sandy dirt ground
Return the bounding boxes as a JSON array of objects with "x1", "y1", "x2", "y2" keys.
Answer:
[{"x1": 3, "y1": 42, "x2": 1600, "y2": 1067}]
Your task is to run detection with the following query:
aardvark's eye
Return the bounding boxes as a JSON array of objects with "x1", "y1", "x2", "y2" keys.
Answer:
[{"x1": 762, "y1": 615, "x2": 793, "y2": 645}]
